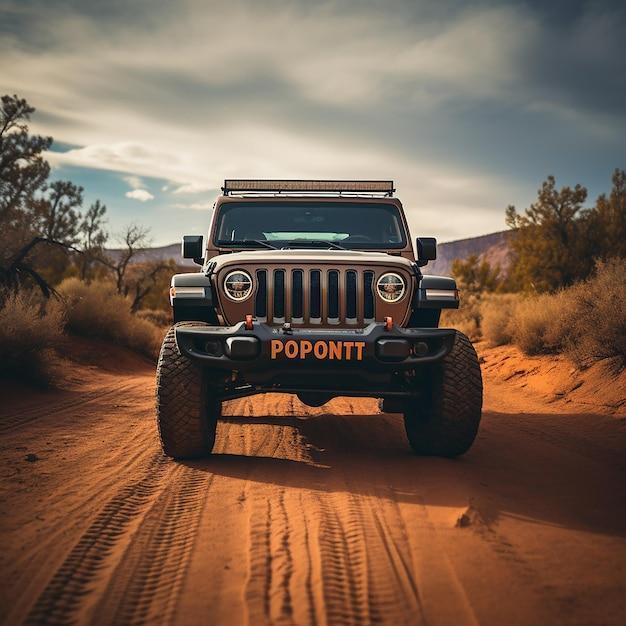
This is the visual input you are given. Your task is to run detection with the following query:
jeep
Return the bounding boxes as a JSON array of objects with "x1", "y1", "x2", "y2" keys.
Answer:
[{"x1": 156, "y1": 179, "x2": 482, "y2": 458}]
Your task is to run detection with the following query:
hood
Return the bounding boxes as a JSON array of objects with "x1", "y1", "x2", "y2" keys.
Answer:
[{"x1": 208, "y1": 249, "x2": 415, "y2": 273}]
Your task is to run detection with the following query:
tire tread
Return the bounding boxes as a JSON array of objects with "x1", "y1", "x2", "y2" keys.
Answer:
[
  {"x1": 404, "y1": 331, "x2": 483, "y2": 456},
  {"x1": 155, "y1": 323, "x2": 218, "y2": 458}
]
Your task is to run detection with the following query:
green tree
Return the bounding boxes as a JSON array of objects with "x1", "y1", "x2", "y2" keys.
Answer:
[
  {"x1": 505, "y1": 176, "x2": 590, "y2": 292},
  {"x1": 0, "y1": 94, "x2": 107, "y2": 296},
  {"x1": 451, "y1": 255, "x2": 501, "y2": 295},
  {"x1": 79, "y1": 200, "x2": 108, "y2": 280},
  {"x1": 0, "y1": 95, "x2": 51, "y2": 222},
  {"x1": 586, "y1": 169, "x2": 626, "y2": 261}
]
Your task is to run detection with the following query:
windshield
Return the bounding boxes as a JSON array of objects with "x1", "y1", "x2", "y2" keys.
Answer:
[{"x1": 214, "y1": 201, "x2": 406, "y2": 249}]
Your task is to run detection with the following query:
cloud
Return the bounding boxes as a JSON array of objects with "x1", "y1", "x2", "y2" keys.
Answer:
[
  {"x1": 125, "y1": 189, "x2": 154, "y2": 202},
  {"x1": 123, "y1": 175, "x2": 144, "y2": 189},
  {"x1": 1, "y1": 0, "x2": 624, "y2": 243},
  {"x1": 173, "y1": 201, "x2": 214, "y2": 210},
  {"x1": 47, "y1": 124, "x2": 520, "y2": 235}
]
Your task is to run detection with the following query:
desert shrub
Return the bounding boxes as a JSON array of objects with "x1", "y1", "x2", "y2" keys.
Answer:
[
  {"x1": 137, "y1": 308, "x2": 172, "y2": 327},
  {"x1": 501, "y1": 259, "x2": 625, "y2": 368},
  {"x1": 0, "y1": 290, "x2": 66, "y2": 386},
  {"x1": 480, "y1": 294, "x2": 520, "y2": 346},
  {"x1": 59, "y1": 278, "x2": 163, "y2": 360},
  {"x1": 560, "y1": 259, "x2": 626, "y2": 368},
  {"x1": 440, "y1": 293, "x2": 482, "y2": 340},
  {"x1": 442, "y1": 259, "x2": 625, "y2": 369},
  {"x1": 510, "y1": 294, "x2": 565, "y2": 355}
]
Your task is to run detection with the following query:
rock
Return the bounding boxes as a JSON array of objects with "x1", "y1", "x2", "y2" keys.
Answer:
[
  {"x1": 456, "y1": 512, "x2": 472, "y2": 527},
  {"x1": 25, "y1": 453, "x2": 39, "y2": 463}
]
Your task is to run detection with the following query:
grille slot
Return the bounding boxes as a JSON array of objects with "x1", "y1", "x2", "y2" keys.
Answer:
[
  {"x1": 328, "y1": 271, "x2": 339, "y2": 319},
  {"x1": 310, "y1": 270, "x2": 321, "y2": 319},
  {"x1": 364, "y1": 271, "x2": 374, "y2": 320},
  {"x1": 255, "y1": 270, "x2": 267, "y2": 319},
  {"x1": 253, "y1": 267, "x2": 397, "y2": 325},
  {"x1": 346, "y1": 271, "x2": 357, "y2": 319},
  {"x1": 292, "y1": 270, "x2": 303, "y2": 319},
  {"x1": 273, "y1": 270, "x2": 285, "y2": 320}
]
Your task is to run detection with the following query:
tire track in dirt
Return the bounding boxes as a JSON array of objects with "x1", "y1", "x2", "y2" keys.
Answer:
[
  {"x1": 318, "y1": 493, "x2": 425, "y2": 626},
  {"x1": 91, "y1": 464, "x2": 214, "y2": 626},
  {"x1": 239, "y1": 409, "x2": 426, "y2": 626},
  {"x1": 243, "y1": 418, "x2": 321, "y2": 626},
  {"x1": 24, "y1": 452, "x2": 170, "y2": 626},
  {"x1": 91, "y1": 413, "x2": 297, "y2": 626},
  {"x1": 0, "y1": 379, "x2": 138, "y2": 434},
  {"x1": 244, "y1": 489, "x2": 427, "y2": 626},
  {"x1": 317, "y1": 494, "x2": 371, "y2": 626}
]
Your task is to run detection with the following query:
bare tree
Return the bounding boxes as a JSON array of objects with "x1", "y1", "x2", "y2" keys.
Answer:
[
  {"x1": 126, "y1": 260, "x2": 175, "y2": 313},
  {"x1": 98, "y1": 224, "x2": 171, "y2": 311},
  {"x1": 2, "y1": 178, "x2": 85, "y2": 296}
]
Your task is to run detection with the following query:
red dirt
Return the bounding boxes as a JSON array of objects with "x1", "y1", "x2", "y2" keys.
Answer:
[{"x1": 0, "y1": 341, "x2": 625, "y2": 626}]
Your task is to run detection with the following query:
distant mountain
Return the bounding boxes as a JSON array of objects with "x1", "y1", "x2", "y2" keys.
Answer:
[
  {"x1": 424, "y1": 230, "x2": 510, "y2": 276},
  {"x1": 107, "y1": 231, "x2": 511, "y2": 275},
  {"x1": 106, "y1": 243, "x2": 196, "y2": 267}
]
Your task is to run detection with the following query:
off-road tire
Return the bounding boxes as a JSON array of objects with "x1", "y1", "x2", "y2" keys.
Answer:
[
  {"x1": 403, "y1": 331, "x2": 482, "y2": 457},
  {"x1": 156, "y1": 323, "x2": 220, "y2": 459}
]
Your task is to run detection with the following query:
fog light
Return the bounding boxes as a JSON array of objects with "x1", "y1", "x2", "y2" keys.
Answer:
[
  {"x1": 414, "y1": 341, "x2": 428, "y2": 356},
  {"x1": 204, "y1": 340, "x2": 223, "y2": 357},
  {"x1": 376, "y1": 338, "x2": 410, "y2": 361},
  {"x1": 225, "y1": 336, "x2": 260, "y2": 360}
]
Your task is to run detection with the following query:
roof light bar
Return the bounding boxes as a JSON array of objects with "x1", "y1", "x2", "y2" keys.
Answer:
[{"x1": 222, "y1": 179, "x2": 395, "y2": 196}]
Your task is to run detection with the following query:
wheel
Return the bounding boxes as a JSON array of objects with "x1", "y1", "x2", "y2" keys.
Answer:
[
  {"x1": 156, "y1": 323, "x2": 220, "y2": 459},
  {"x1": 403, "y1": 331, "x2": 482, "y2": 457}
]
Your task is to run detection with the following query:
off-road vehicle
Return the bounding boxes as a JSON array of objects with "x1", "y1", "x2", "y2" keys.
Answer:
[{"x1": 157, "y1": 180, "x2": 482, "y2": 458}]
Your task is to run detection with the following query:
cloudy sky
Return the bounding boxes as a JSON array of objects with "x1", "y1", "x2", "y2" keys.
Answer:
[{"x1": 1, "y1": 0, "x2": 624, "y2": 245}]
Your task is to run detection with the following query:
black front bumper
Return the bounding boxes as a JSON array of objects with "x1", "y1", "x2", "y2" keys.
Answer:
[{"x1": 175, "y1": 322, "x2": 455, "y2": 372}]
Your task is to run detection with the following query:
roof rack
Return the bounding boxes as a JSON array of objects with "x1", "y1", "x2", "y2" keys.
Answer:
[{"x1": 222, "y1": 179, "x2": 395, "y2": 197}]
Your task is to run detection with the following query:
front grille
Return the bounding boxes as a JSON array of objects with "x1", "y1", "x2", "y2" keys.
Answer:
[{"x1": 255, "y1": 268, "x2": 377, "y2": 325}]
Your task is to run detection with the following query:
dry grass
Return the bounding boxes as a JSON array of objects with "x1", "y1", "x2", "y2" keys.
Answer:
[
  {"x1": 502, "y1": 260, "x2": 625, "y2": 368},
  {"x1": 473, "y1": 259, "x2": 626, "y2": 369},
  {"x1": 440, "y1": 294, "x2": 482, "y2": 341},
  {"x1": 559, "y1": 260, "x2": 626, "y2": 369},
  {"x1": 479, "y1": 294, "x2": 519, "y2": 346},
  {"x1": 509, "y1": 294, "x2": 565, "y2": 355},
  {"x1": 0, "y1": 290, "x2": 66, "y2": 386},
  {"x1": 59, "y1": 278, "x2": 164, "y2": 360},
  {"x1": 136, "y1": 308, "x2": 172, "y2": 328}
]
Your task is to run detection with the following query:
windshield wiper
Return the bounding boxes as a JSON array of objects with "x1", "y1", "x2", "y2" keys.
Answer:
[
  {"x1": 219, "y1": 239, "x2": 277, "y2": 249},
  {"x1": 283, "y1": 239, "x2": 347, "y2": 250}
]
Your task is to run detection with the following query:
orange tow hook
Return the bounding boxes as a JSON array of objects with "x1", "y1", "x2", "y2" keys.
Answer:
[
  {"x1": 384, "y1": 316, "x2": 393, "y2": 331},
  {"x1": 245, "y1": 314, "x2": 254, "y2": 330}
]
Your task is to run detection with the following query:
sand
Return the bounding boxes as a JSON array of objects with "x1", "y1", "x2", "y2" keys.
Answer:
[{"x1": 0, "y1": 340, "x2": 625, "y2": 626}]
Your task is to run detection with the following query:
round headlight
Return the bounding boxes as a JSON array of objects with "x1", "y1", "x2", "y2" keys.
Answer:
[
  {"x1": 376, "y1": 272, "x2": 406, "y2": 302},
  {"x1": 224, "y1": 270, "x2": 253, "y2": 301}
]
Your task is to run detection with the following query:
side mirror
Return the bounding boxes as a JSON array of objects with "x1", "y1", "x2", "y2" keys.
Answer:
[
  {"x1": 182, "y1": 235, "x2": 204, "y2": 265},
  {"x1": 416, "y1": 237, "x2": 437, "y2": 267}
]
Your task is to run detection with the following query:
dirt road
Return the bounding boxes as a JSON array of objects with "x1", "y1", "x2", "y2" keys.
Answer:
[{"x1": 1, "y1": 342, "x2": 625, "y2": 626}]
